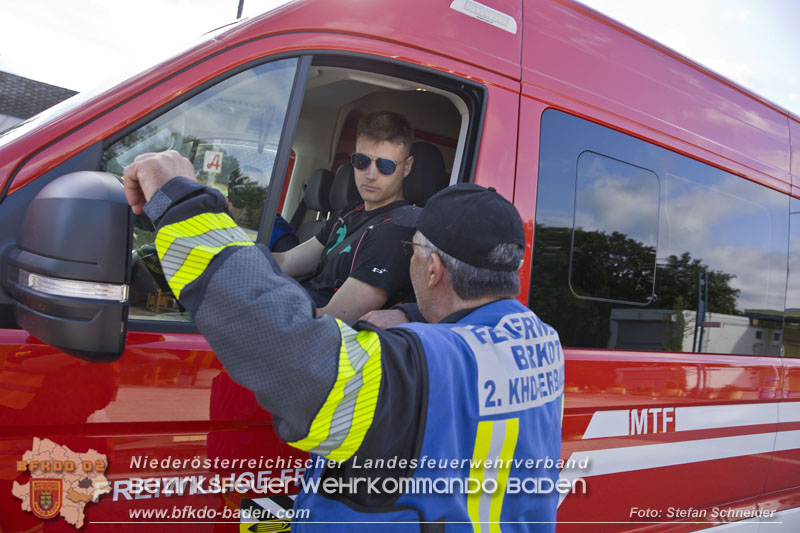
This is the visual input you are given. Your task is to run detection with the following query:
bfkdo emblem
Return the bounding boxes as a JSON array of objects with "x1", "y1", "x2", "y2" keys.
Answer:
[{"x1": 31, "y1": 479, "x2": 62, "y2": 520}]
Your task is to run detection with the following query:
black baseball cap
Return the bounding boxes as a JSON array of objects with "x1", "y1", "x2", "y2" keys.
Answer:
[{"x1": 392, "y1": 183, "x2": 525, "y2": 271}]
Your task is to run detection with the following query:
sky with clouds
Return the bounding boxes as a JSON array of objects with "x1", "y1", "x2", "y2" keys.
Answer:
[
  {"x1": 580, "y1": 0, "x2": 800, "y2": 116},
  {"x1": 0, "y1": 0, "x2": 288, "y2": 92},
  {"x1": 0, "y1": 1, "x2": 797, "y2": 116}
]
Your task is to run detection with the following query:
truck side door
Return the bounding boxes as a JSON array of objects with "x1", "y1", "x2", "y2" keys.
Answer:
[{"x1": 0, "y1": 52, "x2": 307, "y2": 532}]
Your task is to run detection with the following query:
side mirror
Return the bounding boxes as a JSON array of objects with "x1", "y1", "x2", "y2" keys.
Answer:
[{"x1": 2, "y1": 171, "x2": 133, "y2": 362}]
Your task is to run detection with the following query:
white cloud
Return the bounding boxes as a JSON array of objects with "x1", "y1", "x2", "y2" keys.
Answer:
[
  {"x1": 723, "y1": 9, "x2": 751, "y2": 22},
  {"x1": 703, "y1": 245, "x2": 786, "y2": 312},
  {"x1": 655, "y1": 29, "x2": 691, "y2": 56},
  {"x1": 575, "y1": 164, "x2": 660, "y2": 246},
  {"x1": 696, "y1": 56, "x2": 751, "y2": 86}
]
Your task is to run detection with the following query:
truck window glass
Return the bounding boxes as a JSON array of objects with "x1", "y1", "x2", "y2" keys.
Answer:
[
  {"x1": 101, "y1": 58, "x2": 299, "y2": 321},
  {"x1": 531, "y1": 109, "x2": 789, "y2": 356},
  {"x1": 570, "y1": 151, "x2": 659, "y2": 304},
  {"x1": 784, "y1": 197, "x2": 800, "y2": 357}
]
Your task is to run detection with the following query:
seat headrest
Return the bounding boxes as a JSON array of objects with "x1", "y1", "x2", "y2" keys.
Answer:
[
  {"x1": 330, "y1": 164, "x2": 361, "y2": 211},
  {"x1": 304, "y1": 169, "x2": 334, "y2": 212},
  {"x1": 403, "y1": 141, "x2": 448, "y2": 205}
]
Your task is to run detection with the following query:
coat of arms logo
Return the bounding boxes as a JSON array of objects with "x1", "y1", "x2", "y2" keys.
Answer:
[{"x1": 31, "y1": 479, "x2": 63, "y2": 520}]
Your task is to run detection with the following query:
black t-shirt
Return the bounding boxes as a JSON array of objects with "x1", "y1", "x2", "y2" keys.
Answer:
[{"x1": 303, "y1": 201, "x2": 414, "y2": 307}]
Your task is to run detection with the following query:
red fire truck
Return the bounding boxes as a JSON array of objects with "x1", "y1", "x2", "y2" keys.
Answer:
[{"x1": 1, "y1": 0, "x2": 798, "y2": 530}]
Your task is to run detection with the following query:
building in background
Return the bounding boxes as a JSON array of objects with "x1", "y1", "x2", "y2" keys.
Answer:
[{"x1": 0, "y1": 71, "x2": 77, "y2": 131}]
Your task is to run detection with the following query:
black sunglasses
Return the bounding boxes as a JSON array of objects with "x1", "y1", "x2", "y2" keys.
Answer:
[
  {"x1": 350, "y1": 152, "x2": 404, "y2": 175},
  {"x1": 401, "y1": 240, "x2": 431, "y2": 257}
]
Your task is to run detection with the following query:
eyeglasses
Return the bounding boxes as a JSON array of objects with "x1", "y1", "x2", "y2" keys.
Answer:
[
  {"x1": 401, "y1": 240, "x2": 432, "y2": 257},
  {"x1": 350, "y1": 152, "x2": 405, "y2": 175}
]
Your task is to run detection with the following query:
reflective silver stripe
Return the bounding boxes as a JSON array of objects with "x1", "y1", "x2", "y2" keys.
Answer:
[
  {"x1": 289, "y1": 321, "x2": 382, "y2": 461},
  {"x1": 159, "y1": 226, "x2": 251, "y2": 280},
  {"x1": 308, "y1": 331, "x2": 369, "y2": 455}
]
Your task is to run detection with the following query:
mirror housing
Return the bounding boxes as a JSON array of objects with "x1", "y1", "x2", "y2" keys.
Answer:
[{"x1": 2, "y1": 171, "x2": 133, "y2": 362}]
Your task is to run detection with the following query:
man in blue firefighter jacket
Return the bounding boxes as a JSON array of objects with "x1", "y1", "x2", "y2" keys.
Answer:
[{"x1": 123, "y1": 150, "x2": 565, "y2": 532}]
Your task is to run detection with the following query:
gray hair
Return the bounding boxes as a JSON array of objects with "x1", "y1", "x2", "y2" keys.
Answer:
[{"x1": 416, "y1": 232, "x2": 523, "y2": 300}]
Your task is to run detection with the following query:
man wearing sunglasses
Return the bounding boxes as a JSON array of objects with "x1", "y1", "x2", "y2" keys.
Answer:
[
  {"x1": 272, "y1": 111, "x2": 415, "y2": 321},
  {"x1": 123, "y1": 153, "x2": 564, "y2": 530}
]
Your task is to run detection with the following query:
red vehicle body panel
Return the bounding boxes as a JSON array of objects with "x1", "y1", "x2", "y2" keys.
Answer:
[
  {"x1": 792, "y1": 117, "x2": 800, "y2": 188},
  {"x1": 1, "y1": 0, "x2": 798, "y2": 531}
]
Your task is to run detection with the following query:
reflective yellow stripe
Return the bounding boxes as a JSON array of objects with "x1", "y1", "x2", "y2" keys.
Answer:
[
  {"x1": 154, "y1": 212, "x2": 253, "y2": 299},
  {"x1": 288, "y1": 320, "x2": 382, "y2": 462},
  {"x1": 333, "y1": 331, "x2": 382, "y2": 461},
  {"x1": 156, "y1": 212, "x2": 239, "y2": 250},
  {"x1": 489, "y1": 418, "x2": 519, "y2": 532},
  {"x1": 289, "y1": 335, "x2": 350, "y2": 453},
  {"x1": 468, "y1": 421, "x2": 493, "y2": 532},
  {"x1": 469, "y1": 418, "x2": 520, "y2": 532}
]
